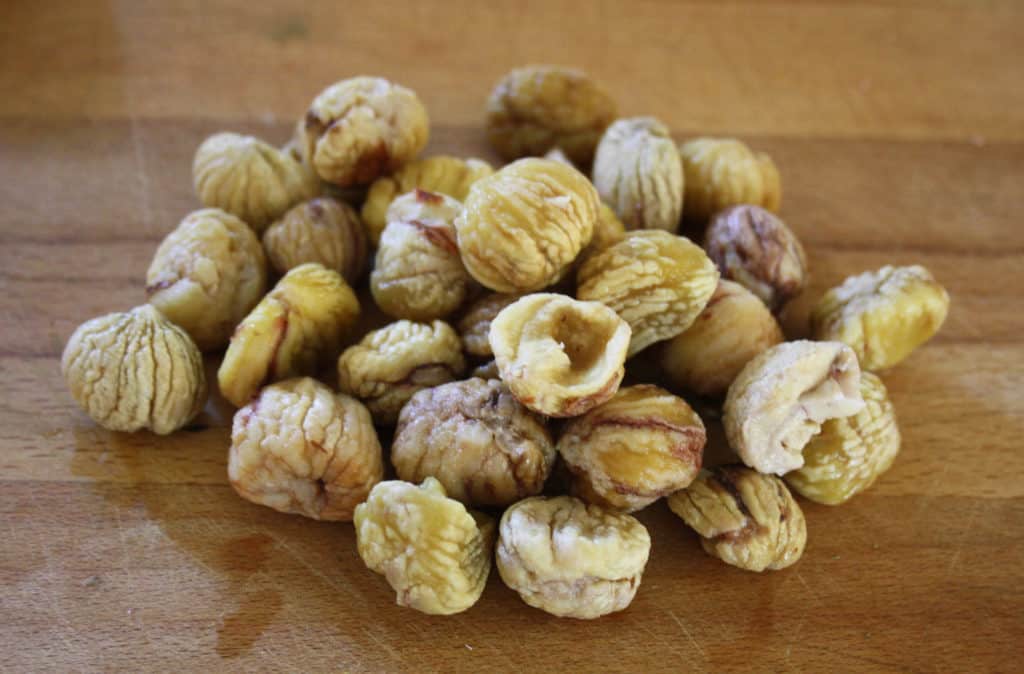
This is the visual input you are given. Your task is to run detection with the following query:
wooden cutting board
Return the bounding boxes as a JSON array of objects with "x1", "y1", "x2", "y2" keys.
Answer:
[{"x1": 2, "y1": 2, "x2": 1021, "y2": 671}]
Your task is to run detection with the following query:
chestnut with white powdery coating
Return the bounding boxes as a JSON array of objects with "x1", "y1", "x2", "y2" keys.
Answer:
[
  {"x1": 810, "y1": 264, "x2": 949, "y2": 371},
  {"x1": 391, "y1": 379, "x2": 555, "y2": 507},
  {"x1": 228, "y1": 377, "x2": 383, "y2": 521},
  {"x1": 592, "y1": 117, "x2": 684, "y2": 232},
  {"x1": 489, "y1": 294, "x2": 630, "y2": 417},
  {"x1": 724, "y1": 340, "x2": 865, "y2": 475},
  {"x1": 496, "y1": 496, "x2": 651, "y2": 619}
]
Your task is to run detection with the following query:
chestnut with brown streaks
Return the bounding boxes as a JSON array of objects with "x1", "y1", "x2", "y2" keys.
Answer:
[
  {"x1": 370, "y1": 190, "x2": 472, "y2": 321},
  {"x1": 391, "y1": 378, "x2": 555, "y2": 507},
  {"x1": 558, "y1": 385, "x2": 705, "y2": 512},
  {"x1": 704, "y1": 205, "x2": 807, "y2": 313},
  {"x1": 668, "y1": 465, "x2": 805, "y2": 572}
]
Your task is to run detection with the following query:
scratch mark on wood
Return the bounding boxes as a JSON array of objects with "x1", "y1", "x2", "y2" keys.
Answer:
[
  {"x1": 271, "y1": 538, "x2": 346, "y2": 594},
  {"x1": 668, "y1": 610, "x2": 707, "y2": 660}
]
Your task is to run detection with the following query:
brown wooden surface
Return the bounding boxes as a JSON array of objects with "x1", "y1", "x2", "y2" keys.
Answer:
[{"x1": 2, "y1": 1, "x2": 1023, "y2": 672}]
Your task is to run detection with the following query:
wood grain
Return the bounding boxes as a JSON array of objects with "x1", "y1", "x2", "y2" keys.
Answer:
[{"x1": 1, "y1": 1, "x2": 1022, "y2": 672}]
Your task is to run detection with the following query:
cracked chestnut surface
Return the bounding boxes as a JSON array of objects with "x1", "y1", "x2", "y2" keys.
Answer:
[
  {"x1": 299, "y1": 76, "x2": 429, "y2": 187},
  {"x1": 391, "y1": 379, "x2": 555, "y2": 507},
  {"x1": 228, "y1": 377, "x2": 383, "y2": 521},
  {"x1": 489, "y1": 293, "x2": 630, "y2": 417},
  {"x1": 724, "y1": 340, "x2": 865, "y2": 475},
  {"x1": 592, "y1": 117, "x2": 684, "y2": 232},
  {"x1": 810, "y1": 264, "x2": 950, "y2": 371},
  {"x1": 496, "y1": 495, "x2": 651, "y2": 619},
  {"x1": 361, "y1": 155, "x2": 493, "y2": 246},
  {"x1": 485, "y1": 65, "x2": 617, "y2": 166},
  {"x1": 262, "y1": 197, "x2": 368, "y2": 284},
  {"x1": 192, "y1": 132, "x2": 319, "y2": 232},
  {"x1": 558, "y1": 385, "x2": 706, "y2": 512},
  {"x1": 455, "y1": 158, "x2": 598, "y2": 293},
  {"x1": 785, "y1": 372, "x2": 901, "y2": 505},
  {"x1": 679, "y1": 137, "x2": 781, "y2": 225},
  {"x1": 217, "y1": 263, "x2": 361, "y2": 408},
  {"x1": 337, "y1": 320, "x2": 466, "y2": 425},
  {"x1": 62, "y1": 305, "x2": 207, "y2": 435},
  {"x1": 705, "y1": 205, "x2": 807, "y2": 312},
  {"x1": 370, "y1": 189, "x2": 472, "y2": 321},
  {"x1": 577, "y1": 230, "x2": 719, "y2": 357},
  {"x1": 146, "y1": 208, "x2": 267, "y2": 351},
  {"x1": 354, "y1": 478, "x2": 495, "y2": 615},
  {"x1": 668, "y1": 465, "x2": 806, "y2": 572}
]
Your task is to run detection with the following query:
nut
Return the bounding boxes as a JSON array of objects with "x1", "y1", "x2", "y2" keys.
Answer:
[
  {"x1": 704, "y1": 205, "x2": 807, "y2": 312},
  {"x1": 355, "y1": 478, "x2": 495, "y2": 615},
  {"x1": 496, "y1": 496, "x2": 650, "y2": 619},
  {"x1": 574, "y1": 204, "x2": 627, "y2": 271},
  {"x1": 62, "y1": 305, "x2": 207, "y2": 434},
  {"x1": 589, "y1": 204, "x2": 626, "y2": 254},
  {"x1": 217, "y1": 263, "x2": 360, "y2": 408},
  {"x1": 659, "y1": 280, "x2": 784, "y2": 397},
  {"x1": 146, "y1": 208, "x2": 267, "y2": 351},
  {"x1": 361, "y1": 155, "x2": 493, "y2": 246},
  {"x1": 592, "y1": 117, "x2": 684, "y2": 232},
  {"x1": 370, "y1": 190, "x2": 473, "y2": 321},
  {"x1": 391, "y1": 379, "x2": 555, "y2": 507},
  {"x1": 471, "y1": 360, "x2": 500, "y2": 380},
  {"x1": 724, "y1": 340, "x2": 865, "y2": 475},
  {"x1": 337, "y1": 320, "x2": 466, "y2": 425},
  {"x1": 228, "y1": 377, "x2": 382, "y2": 521},
  {"x1": 810, "y1": 265, "x2": 950, "y2": 371},
  {"x1": 679, "y1": 137, "x2": 781, "y2": 225},
  {"x1": 192, "y1": 132, "x2": 319, "y2": 232},
  {"x1": 455, "y1": 158, "x2": 599, "y2": 293},
  {"x1": 542, "y1": 147, "x2": 574, "y2": 166},
  {"x1": 576, "y1": 230, "x2": 719, "y2": 357},
  {"x1": 558, "y1": 385, "x2": 705, "y2": 512},
  {"x1": 262, "y1": 197, "x2": 367, "y2": 284},
  {"x1": 299, "y1": 76, "x2": 429, "y2": 187},
  {"x1": 785, "y1": 372, "x2": 900, "y2": 505},
  {"x1": 489, "y1": 294, "x2": 630, "y2": 417},
  {"x1": 668, "y1": 465, "x2": 806, "y2": 572},
  {"x1": 281, "y1": 136, "x2": 303, "y2": 163},
  {"x1": 485, "y1": 65, "x2": 617, "y2": 166},
  {"x1": 457, "y1": 292, "x2": 522, "y2": 360}
]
